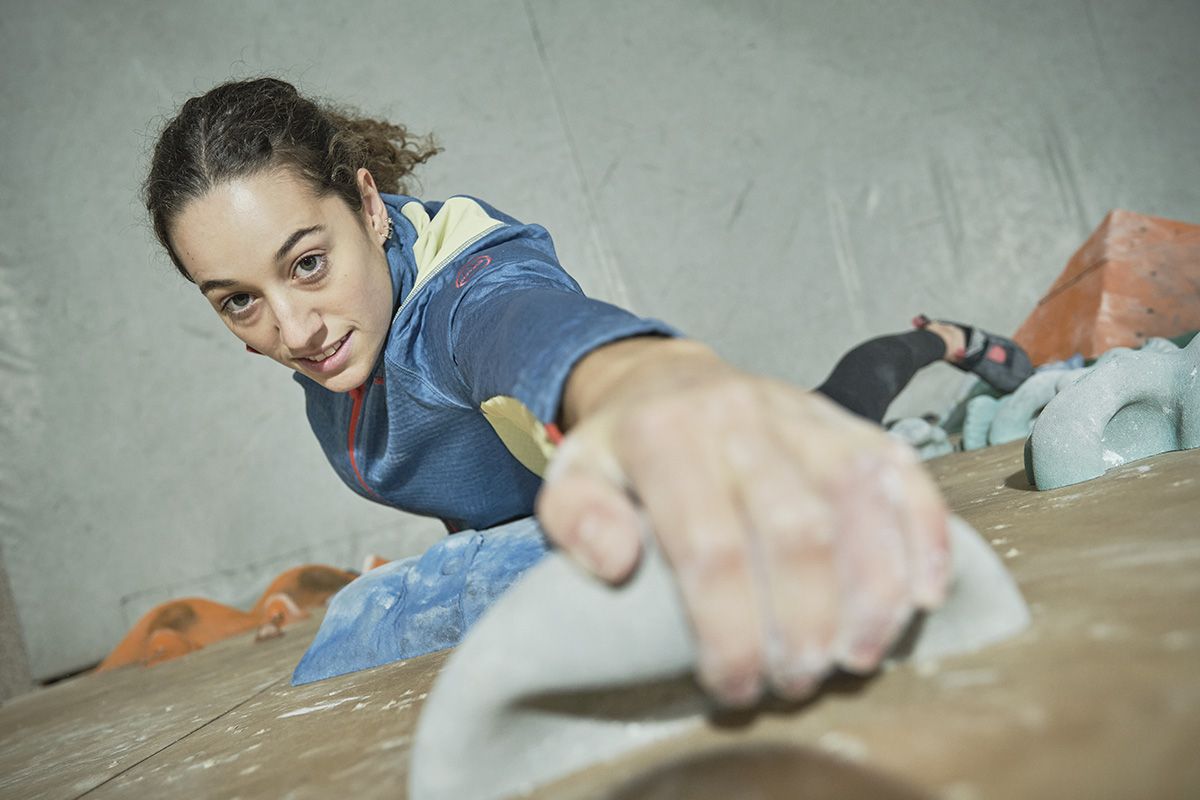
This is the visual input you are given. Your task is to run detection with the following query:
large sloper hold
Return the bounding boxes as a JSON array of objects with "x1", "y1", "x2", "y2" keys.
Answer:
[
  {"x1": 1027, "y1": 335, "x2": 1200, "y2": 490},
  {"x1": 408, "y1": 517, "x2": 1030, "y2": 800}
]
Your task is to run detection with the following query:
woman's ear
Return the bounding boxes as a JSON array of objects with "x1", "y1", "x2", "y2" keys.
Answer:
[{"x1": 355, "y1": 168, "x2": 389, "y2": 239}]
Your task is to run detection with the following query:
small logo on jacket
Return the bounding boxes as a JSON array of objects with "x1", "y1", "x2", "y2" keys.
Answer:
[{"x1": 455, "y1": 254, "x2": 492, "y2": 288}]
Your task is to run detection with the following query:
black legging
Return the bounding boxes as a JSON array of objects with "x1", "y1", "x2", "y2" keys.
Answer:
[{"x1": 815, "y1": 329, "x2": 945, "y2": 424}]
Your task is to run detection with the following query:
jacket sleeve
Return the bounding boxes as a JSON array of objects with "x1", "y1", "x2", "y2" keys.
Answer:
[{"x1": 427, "y1": 226, "x2": 680, "y2": 427}]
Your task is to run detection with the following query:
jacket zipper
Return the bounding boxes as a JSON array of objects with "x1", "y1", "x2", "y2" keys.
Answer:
[{"x1": 346, "y1": 384, "x2": 380, "y2": 499}]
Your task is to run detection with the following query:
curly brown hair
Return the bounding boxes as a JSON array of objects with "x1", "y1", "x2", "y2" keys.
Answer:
[{"x1": 143, "y1": 77, "x2": 441, "y2": 279}]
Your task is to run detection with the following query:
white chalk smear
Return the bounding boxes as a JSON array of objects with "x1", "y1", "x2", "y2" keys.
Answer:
[
  {"x1": 186, "y1": 752, "x2": 243, "y2": 770},
  {"x1": 1016, "y1": 704, "x2": 1048, "y2": 729},
  {"x1": 277, "y1": 696, "x2": 367, "y2": 719},
  {"x1": 941, "y1": 782, "x2": 982, "y2": 800},
  {"x1": 1163, "y1": 631, "x2": 1193, "y2": 651},
  {"x1": 817, "y1": 730, "x2": 868, "y2": 762},
  {"x1": 1087, "y1": 622, "x2": 1124, "y2": 641},
  {"x1": 374, "y1": 736, "x2": 412, "y2": 752}
]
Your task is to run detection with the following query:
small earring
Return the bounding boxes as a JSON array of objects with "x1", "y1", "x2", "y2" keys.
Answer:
[{"x1": 381, "y1": 216, "x2": 394, "y2": 243}]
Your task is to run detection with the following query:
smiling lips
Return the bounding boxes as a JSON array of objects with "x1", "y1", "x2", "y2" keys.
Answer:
[{"x1": 299, "y1": 332, "x2": 351, "y2": 372}]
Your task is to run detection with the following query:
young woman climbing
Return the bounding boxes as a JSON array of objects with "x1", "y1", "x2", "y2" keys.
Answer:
[{"x1": 144, "y1": 77, "x2": 1032, "y2": 707}]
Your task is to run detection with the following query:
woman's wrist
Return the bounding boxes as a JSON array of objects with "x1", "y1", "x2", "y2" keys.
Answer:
[{"x1": 559, "y1": 336, "x2": 724, "y2": 431}]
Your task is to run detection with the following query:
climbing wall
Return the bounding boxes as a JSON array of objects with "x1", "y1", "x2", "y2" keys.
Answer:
[{"x1": 1, "y1": 0, "x2": 1198, "y2": 681}]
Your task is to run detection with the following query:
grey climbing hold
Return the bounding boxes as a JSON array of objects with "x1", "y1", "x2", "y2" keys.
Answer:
[
  {"x1": 1027, "y1": 335, "x2": 1200, "y2": 490},
  {"x1": 408, "y1": 517, "x2": 1030, "y2": 800},
  {"x1": 888, "y1": 417, "x2": 955, "y2": 460},
  {"x1": 988, "y1": 368, "x2": 1088, "y2": 446}
]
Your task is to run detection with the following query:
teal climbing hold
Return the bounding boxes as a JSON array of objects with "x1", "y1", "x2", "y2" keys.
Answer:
[
  {"x1": 888, "y1": 417, "x2": 954, "y2": 460},
  {"x1": 962, "y1": 395, "x2": 1000, "y2": 451},
  {"x1": 988, "y1": 368, "x2": 1088, "y2": 446}
]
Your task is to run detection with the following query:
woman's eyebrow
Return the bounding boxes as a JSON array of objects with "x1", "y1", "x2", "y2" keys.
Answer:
[
  {"x1": 275, "y1": 225, "x2": 324, "y2": 262},
  {"x1": 197, "y1": 225, "x2": 326, "y2": 295},
  {"x1": 199, "y1": 278, "x2": 238, "y2": 296}
]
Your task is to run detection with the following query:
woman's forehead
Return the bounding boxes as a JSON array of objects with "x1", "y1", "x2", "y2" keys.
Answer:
[{"x1": 173, "y1": 171, "x2": 341, "y2": 282}]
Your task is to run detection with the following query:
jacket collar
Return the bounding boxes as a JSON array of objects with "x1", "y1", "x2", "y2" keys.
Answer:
[{"x1": 381, "y1": 193, "x2": 416, "y2": 313}]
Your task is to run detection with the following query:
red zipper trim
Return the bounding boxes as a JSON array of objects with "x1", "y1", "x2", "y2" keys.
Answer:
[{"x1": 347, "y1": 385, "x2": 381, "y2": 499}]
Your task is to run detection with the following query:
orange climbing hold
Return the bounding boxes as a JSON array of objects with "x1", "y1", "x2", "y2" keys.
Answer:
[
  {"x1": 1013, "y1": 210, "x2": 1200, "y2": 365},
  {"x1": 97, "y1": 597, "x2": 257, "y2": 671},
  {"x1": 247, "y1": 564, "x2": 358, "y2": 619},
  {"x1": 361, "y1": 554, "x2": 391, "y2": 572},
  {"x1": 96, "y1": 564, "x2": 357, "y2": 672}
]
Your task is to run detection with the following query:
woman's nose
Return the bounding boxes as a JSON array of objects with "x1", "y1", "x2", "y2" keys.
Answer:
[{"x1": 273, "y1": 297, "x2": 324, "y2": 354}]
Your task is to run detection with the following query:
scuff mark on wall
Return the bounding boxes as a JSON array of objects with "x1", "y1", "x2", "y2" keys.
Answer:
[
  {"x1": 929, "y1": 153, "x2": 965, "y2": 271},
  {"x1": 521, "y1": 0, "x2": 636, "y2": 311},
  {"x1": 825, "y1": 180, "x2": 867, "y2": 335},
  {"x1": 727, "y1": 178, "x2": 755, "y2": 229},
  {"x1": 1081, "y1": 0, "x2": 1114, "y2": 86},
  {"x1": 1041, "y1": 114, "x2": 1090, "y2": 238}
]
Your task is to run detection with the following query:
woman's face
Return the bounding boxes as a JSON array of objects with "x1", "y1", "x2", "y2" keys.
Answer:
[{"x1": 171, "y1": 168, "x2": 395, "y2": 393}]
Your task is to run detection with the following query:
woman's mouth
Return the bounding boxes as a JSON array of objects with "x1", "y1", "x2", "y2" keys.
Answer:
[{"x1": 300, "y1": 332, "x2": 352, "y2": 373}]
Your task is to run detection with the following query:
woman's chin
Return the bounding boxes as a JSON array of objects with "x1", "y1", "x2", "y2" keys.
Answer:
[
  {"x1": 290, "y1": 353, "x2": 368, "y2": 392},
  {"x1": 307, "y1": 367, "x2": 367, "y2": 393}
]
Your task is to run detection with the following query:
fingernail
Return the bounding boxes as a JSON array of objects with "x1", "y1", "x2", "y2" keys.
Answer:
[
  {"x1": 845, "y1": 640, "x2": 884, "y2": 673},
  {"x1": 713, "y1": 672, "x2": 762, "y2": 708},
  {"x1": 699, "y1": 654, "x2": 762, "y2": 708},
  {"x1": 847, "y1": 608, "x2": 910, "y2": 671},
  {"x1": 919, "y1": 545, "x2": 950, "y2": 606},
  {"x1": 574, "y1": 515, "x2": 609, "y2": 577},
  {"x1": 773, "y1": 648, "x2": 831, "y2": 699},
  {"x1": 774, "y1": 674, "x2": 818, "y2": 700}
]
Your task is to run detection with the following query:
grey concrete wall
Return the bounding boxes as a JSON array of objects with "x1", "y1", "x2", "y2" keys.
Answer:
[{"x1": 1, "y1": 0, "x2": 1197, "y2": 679}]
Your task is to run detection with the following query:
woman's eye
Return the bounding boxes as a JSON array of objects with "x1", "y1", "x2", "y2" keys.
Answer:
[
  {"x1": 294, "y1": 253, "x2": 328, "y2": 279},
  {"x1": 223, "y1": 292, "x2": 254, "y2": 315}
]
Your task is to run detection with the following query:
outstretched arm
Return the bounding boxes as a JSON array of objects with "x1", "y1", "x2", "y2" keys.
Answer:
[{"x1": 539, "y1": 335, "x2": 951, "y2": 707}]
